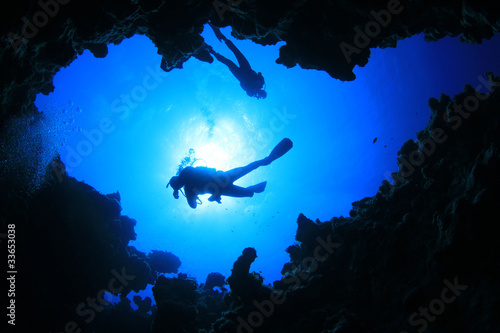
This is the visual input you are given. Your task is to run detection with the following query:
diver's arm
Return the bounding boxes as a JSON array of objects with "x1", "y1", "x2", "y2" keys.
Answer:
[{"x1": 185, "y1": 187, "x2": 198, "y2": 209}]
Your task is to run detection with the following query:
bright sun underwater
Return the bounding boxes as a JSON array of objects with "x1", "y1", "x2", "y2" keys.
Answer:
[{"x1": 28, "y1": 23, "x2": 500, "y2": 304}]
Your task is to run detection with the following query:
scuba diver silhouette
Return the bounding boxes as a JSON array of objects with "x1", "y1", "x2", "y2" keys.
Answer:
[
  {"x1": 167, "y1": 138, "x2": 293, "y2": 209},
  {"x1": 206, "y1": 23, "x2": 267, "y2": 99}
]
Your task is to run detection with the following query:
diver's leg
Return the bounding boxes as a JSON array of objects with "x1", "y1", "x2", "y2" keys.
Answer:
[
  {"x1": 223, "y1": 39, "x2": 251, "y2": 70},
  {"x1": 247, "y1": 181, "x2": 267, "y2": 193},
  {"x1": 210, "y1": 50, "x2": 244, "y2": 81},
  {"x1": 221, "y1": 140, "x2": 293, "y2": 185},
  {"x1": 209, "y1": 22, "x2": 251, "y2": 69},
  {"x1": 223, "y1": 159, "x2": 267, "y2": 183},
  {"x1": 221, "y1": 184, "x2": 254, "y2": 198},
  {"x1": 222, "y1": 140, "x2": 294, "y2": 185},
  {"x1": 211, "y1": 51, "x2": 238, "y2": 72},
  {"x1": 209, "y1": 22, "x2": 225, "y2": 42}
]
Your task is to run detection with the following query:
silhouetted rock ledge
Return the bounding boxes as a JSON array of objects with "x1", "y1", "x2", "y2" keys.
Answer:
[
  {"x1": 1, "y1": 159, "x2": 181, "y2": 332},
  {"x1": 2, "y1": 74, "x2": 499, "y2": 332},
  {"x1": 1, "y1": 0, "x2": 500, "y2": 126},
  {"x1": 207, "y1": 74, "x2": 500, "y2": 333}
]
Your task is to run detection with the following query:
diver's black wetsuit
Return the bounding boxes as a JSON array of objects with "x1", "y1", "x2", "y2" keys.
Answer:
[
  {"x1": 208, "y1": 24, "x2": 265, "y2": 97},
  {"x1": 168, "y1": 138, "x2": 293, "y2": 209}
]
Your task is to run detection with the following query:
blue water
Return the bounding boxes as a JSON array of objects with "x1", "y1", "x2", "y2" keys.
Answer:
[{"x1": 34, "y1": 26, "x2": 500, "y2": 301}]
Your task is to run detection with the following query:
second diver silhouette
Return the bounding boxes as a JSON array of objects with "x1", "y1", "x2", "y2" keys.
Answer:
[
  {"x1": 167, "y1": 138, "x2": 293, "y2": 209},
  {"x1": 206, "y1": 23, "x2": 267, "y2": 99}
]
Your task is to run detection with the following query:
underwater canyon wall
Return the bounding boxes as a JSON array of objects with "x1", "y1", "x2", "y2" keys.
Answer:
[{"x1": 1, "y1": 157, "x2": 183, "y2": 332}]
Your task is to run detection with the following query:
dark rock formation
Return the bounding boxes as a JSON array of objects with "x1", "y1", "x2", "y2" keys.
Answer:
[
  {"x1": 204, "y1": 272, "x2": 227, "y2": 291},
  {"x1": 226, "y1": 247, "x2": 262, "y2": 302},
  {"x1": 148, "y1": 249, "x2": 182, "y2": 277},
  {"x1": 89, "y1": 296, "x2": 156, "y2": 333},
  {"x1": 151, "y1": 273, "x2": 229, "y2": 333},
  {"x1": 205, "y1": 74, "x2": 500, "y2": 333},
  {"x1": 0, "y1": 163, "x2": 180, "y2": 332},
  {"x1": 1, "y1": 0, "x2": 499, "y2": 127},
  {"x1": 152, "y1": 275, "x2": 200, "y2": 333}
]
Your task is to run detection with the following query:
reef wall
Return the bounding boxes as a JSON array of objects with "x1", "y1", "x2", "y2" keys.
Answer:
[{"x1": 1, "y1": 158, "x2": 181, "y2": 332}]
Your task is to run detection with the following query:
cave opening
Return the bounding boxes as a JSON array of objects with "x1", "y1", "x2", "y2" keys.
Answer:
[{"x1": 31, "y1": 23, "x2": 500, "y2": 302}]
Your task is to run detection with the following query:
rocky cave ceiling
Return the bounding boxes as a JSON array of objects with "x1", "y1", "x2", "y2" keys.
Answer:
[{"x1": 0, "y1": 0, "x2": 499, "y2": 128}]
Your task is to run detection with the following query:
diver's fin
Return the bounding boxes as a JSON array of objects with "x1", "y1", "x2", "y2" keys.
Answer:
[
  {"x1": 208, "y1": 194, "x2": 222, "y2": 203},
  {"x1": 266, "y1": 138, "x2": 293, "y2": 164},
  {"x1": 248, "y1": 181, "x2": 267, "y2": 193}
]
